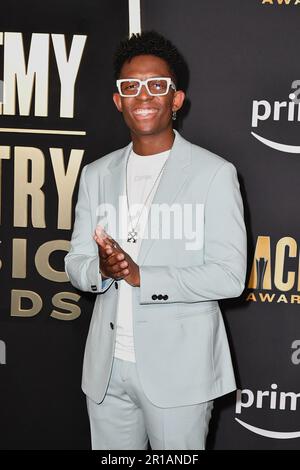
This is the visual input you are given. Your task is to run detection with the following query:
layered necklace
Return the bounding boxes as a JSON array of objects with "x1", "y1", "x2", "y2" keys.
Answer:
[{"x1": 125, "y1": 150, "x2": 168, "y2": 243}]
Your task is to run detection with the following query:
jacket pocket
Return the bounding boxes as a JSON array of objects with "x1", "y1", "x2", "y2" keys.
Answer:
[{"x1": 175, "y1": 303, "x2": 218, "y2": 319}]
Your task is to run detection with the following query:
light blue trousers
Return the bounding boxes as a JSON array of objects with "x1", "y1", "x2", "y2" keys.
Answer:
[{"x1": 86, "y1": 357, "x2": 214, "y2": 450}]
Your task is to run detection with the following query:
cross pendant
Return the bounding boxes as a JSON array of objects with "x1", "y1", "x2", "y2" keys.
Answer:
[{"x1": 127, "y1": 230, "x2": 138, "y2": 243}]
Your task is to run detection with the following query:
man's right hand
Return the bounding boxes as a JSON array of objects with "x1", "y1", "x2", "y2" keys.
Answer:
[{"x1": 93, "y1": 229, "x2": 130, "y2": 280}]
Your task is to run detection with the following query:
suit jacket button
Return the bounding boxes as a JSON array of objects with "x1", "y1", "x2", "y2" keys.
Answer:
[
  {"x1": 115, "y1": 282, "x2": 118, "y2": 289},
  {"x1": 163, "y1": 295, "x2": 168, "y2": 300},
  {"x1": 91, "y1": 285, "x2": 97, "y2": 291},
  {"x1": 152, "y1": 294, "x2": 157, "y2": 300},
  {"x1": 110, "y1": 322, "x2": 114, "y2": 330},
  {"x1": 158, "y1": 294, "x2": 163, "y2": 300}
]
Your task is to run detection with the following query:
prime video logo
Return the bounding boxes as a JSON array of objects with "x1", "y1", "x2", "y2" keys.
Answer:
[
  {"x1": 235, "y1": 385, "x2": 300, "y2": 439},
  {"x1": 251, "y1": 80, "x2": 300, "y2": 153},
  {"x1": 0, "y1": 340, "x2": 6, "y2": 365}
]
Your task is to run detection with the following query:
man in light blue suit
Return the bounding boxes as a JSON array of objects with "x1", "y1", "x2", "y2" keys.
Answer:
[{"x1": 64, "y1": 31, "x2": 247, "y2": 450}]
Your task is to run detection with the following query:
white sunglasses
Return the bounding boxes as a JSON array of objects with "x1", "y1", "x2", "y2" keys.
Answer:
[{"x1": 116, "y1": 77, "x2": 176, "y2": 97}]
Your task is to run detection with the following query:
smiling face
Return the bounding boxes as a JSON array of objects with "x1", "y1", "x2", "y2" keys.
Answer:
[{"x1": 113, "y1": 54, "x2": 185, "y2": 139}]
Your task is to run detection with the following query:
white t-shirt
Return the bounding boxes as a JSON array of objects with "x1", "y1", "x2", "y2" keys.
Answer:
[{"x1": 114, "y1": 148, "x2": 170, "y2": 362}]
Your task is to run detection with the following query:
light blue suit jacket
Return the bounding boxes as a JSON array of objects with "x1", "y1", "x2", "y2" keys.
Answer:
[{"x1": 64, "y1": 130, "x2": 247, "y2": 407}]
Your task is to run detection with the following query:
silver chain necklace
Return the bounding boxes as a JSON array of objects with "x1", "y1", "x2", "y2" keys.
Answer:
[{"x1": 125, "y1": 150, "x2": 168, "y2": 243}]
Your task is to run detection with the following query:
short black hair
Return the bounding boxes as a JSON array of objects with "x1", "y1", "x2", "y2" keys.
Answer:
[{"x1": 113, "y1": 30, "x2": 186, "y2": 89}]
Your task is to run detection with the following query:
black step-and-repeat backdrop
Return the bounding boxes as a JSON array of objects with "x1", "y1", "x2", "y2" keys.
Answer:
[
  {"x1": 1, "y1": 0, "x2": 300, "y2": 450},
  {"x1": 141, "y1": 0, "x2": 300, "y2": 450},
  {"x1": 0, "y1": 0, "x2": 129, "y2": 450}
]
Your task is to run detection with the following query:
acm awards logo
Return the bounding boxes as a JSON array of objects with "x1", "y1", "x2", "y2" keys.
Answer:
[
  {"x1": 0, "y1": 32, "x2": 88, "y2": 321},
  {"x1": 246, "y1": 236, "x2": 300, "y2": 304},
  {"x1": 261, "y1": 0, "x2": 300, "y2": 4}
]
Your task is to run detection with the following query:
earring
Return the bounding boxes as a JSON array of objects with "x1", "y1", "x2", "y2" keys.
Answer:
[{"x1": 172, "y1": 110, "x2": 177, "y2": 121}]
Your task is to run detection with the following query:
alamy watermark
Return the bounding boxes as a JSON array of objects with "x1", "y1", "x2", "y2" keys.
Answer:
[
  {"x1": 96, "y1": 197, "x2": 204, "y2": 251},
  {"x1": 291, "y1": 340, "x2": 300, "y2": 365},
  {"x1": 0, "y1": 340, "x2": 6, "y2": 365}
]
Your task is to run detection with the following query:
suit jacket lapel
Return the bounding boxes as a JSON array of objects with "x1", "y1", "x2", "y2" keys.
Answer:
[
  {"x1": 137, "y1": 130, "x2": 191, "y2": 265},
  {"x1": 102, "y1": 141, "x2": 132, "y2": 241},
  {"x1": 102, "y1": 130, "x2": 191, "y2": 265}
]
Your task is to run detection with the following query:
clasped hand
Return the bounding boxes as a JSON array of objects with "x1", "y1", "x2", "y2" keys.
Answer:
[{"x1": 93, "y1": 227, "x2": 140, "y2": 287}]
